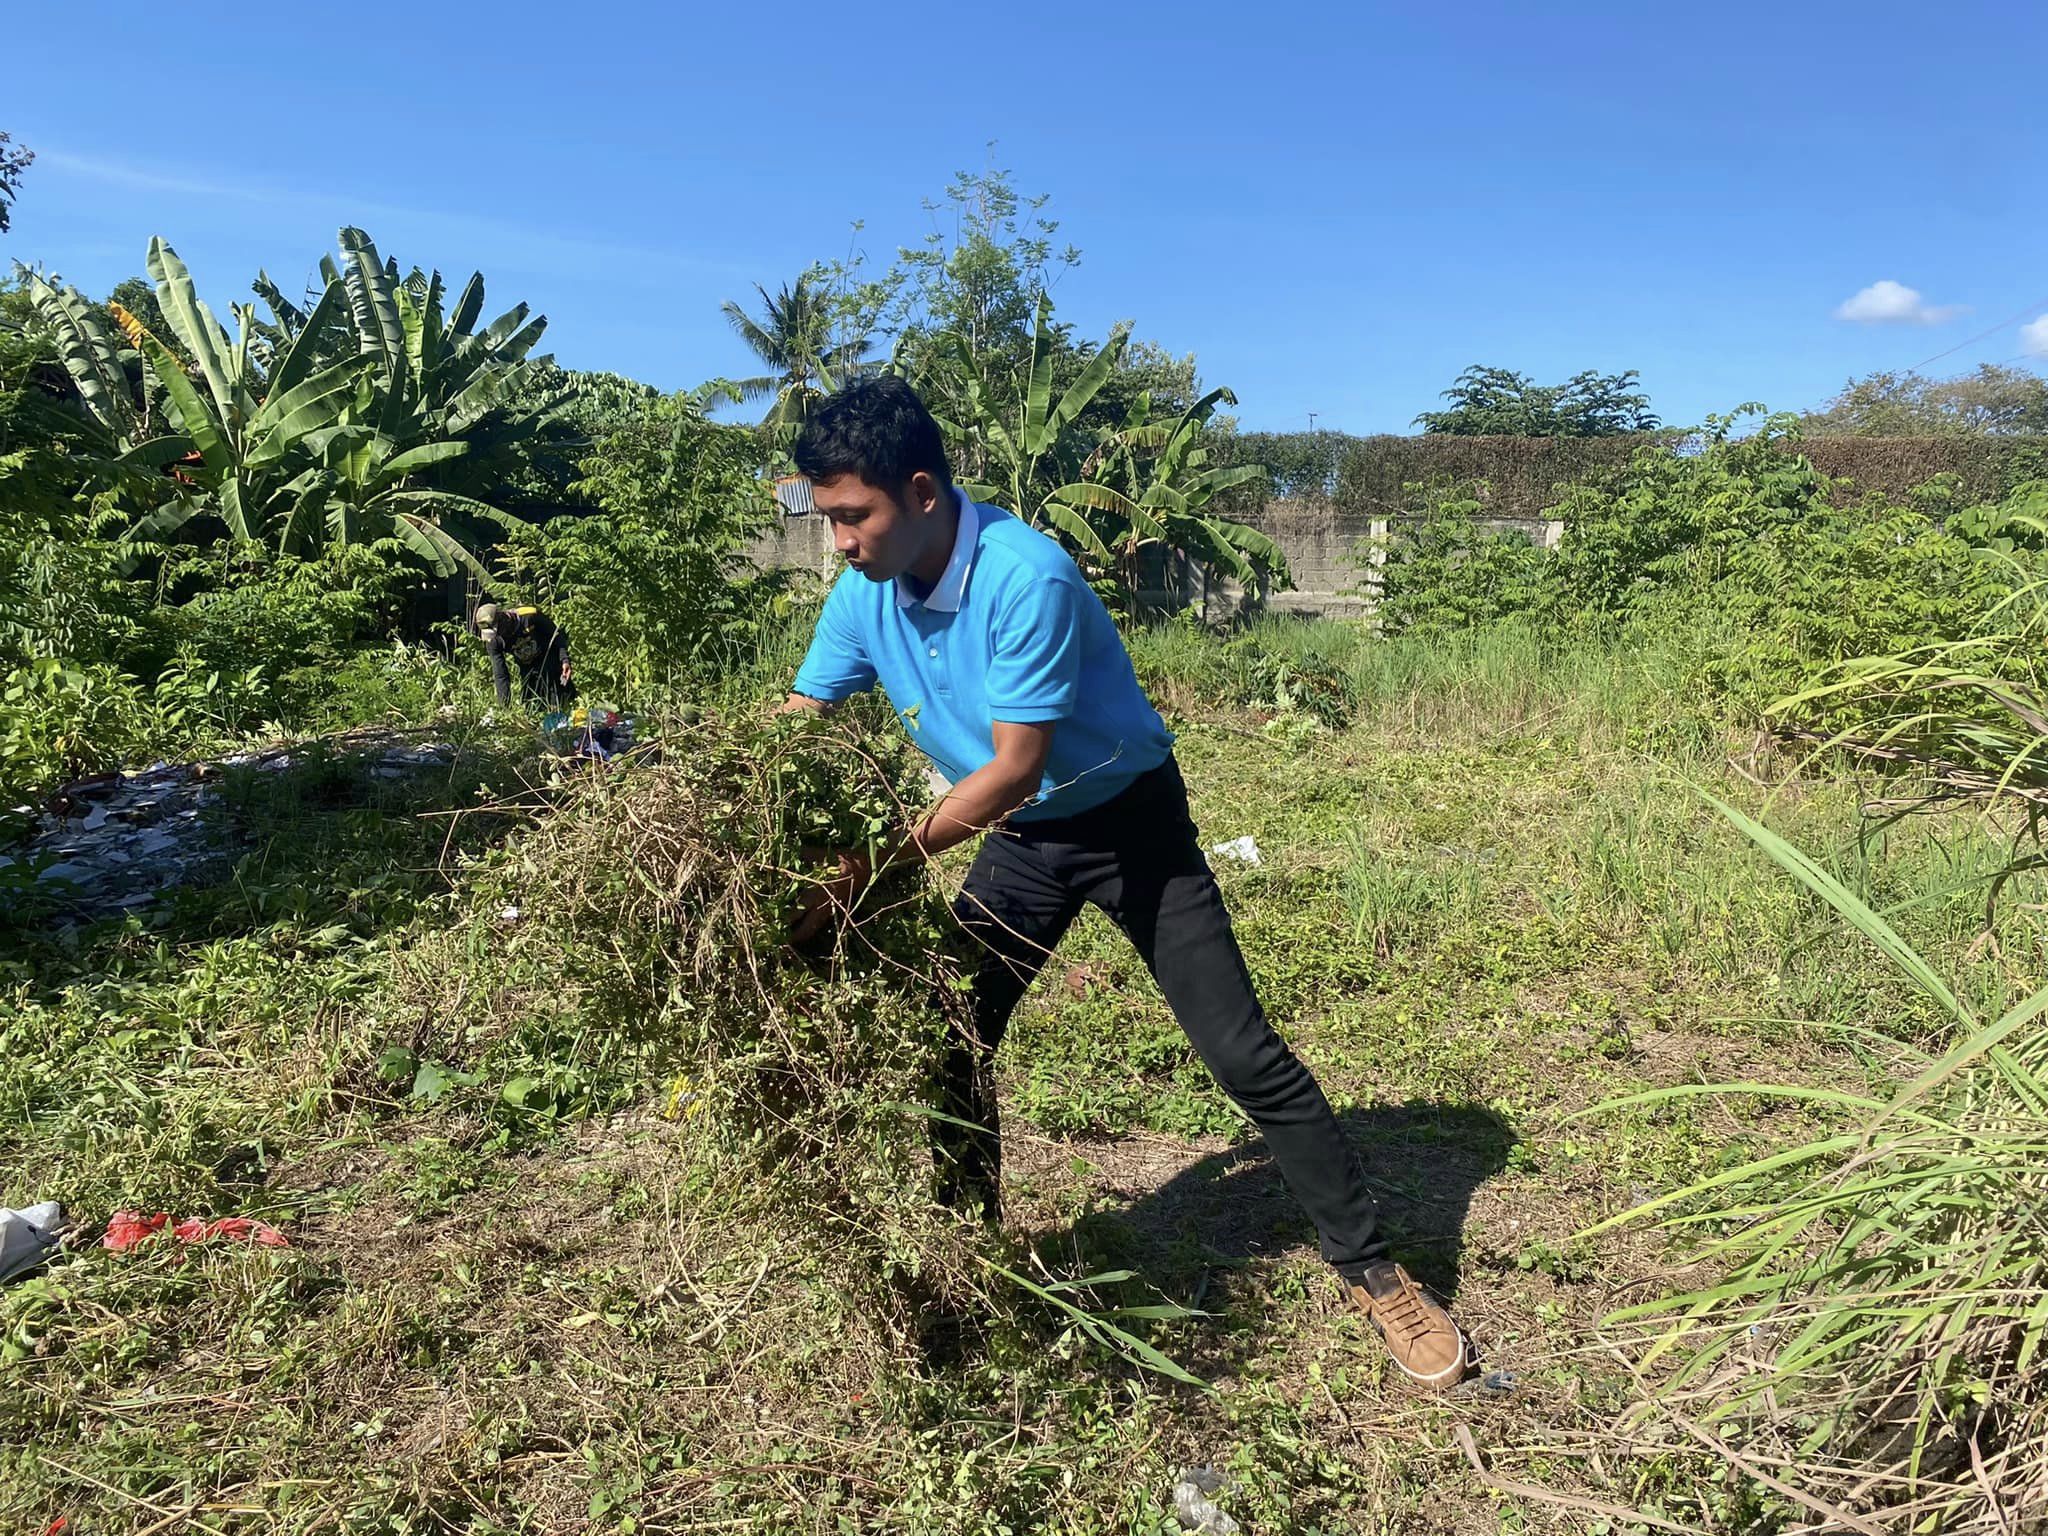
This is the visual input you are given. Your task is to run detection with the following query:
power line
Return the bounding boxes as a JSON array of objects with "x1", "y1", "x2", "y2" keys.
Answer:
[{"x1": 1904, "y1": 295, "x2": 2048, "y2": 373}]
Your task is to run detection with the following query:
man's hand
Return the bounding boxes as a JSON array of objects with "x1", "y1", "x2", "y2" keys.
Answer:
[
  {"x1": 780, "y1": 717, "x2": 1054, "y2": 950},
  {"x1": 791, "y1": 849, "x2": 874, "y2": 945}
]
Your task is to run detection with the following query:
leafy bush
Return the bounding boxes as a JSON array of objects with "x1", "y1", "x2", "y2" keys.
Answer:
[
  {"x1": 1371, "y1": 413, "x2": 2048, "y2": 728},
  {"x1": 0, "y1": 658, "x2": 159, "y2": 803},
  {"x1": 1127, "y1": 612, "x2": 1356, "y2": 726},
  {"x1": 1680, "y1": 501, "x2": 2024, "y2": 718},
  {"x1": 1369, "y1": 477, "x2": 1550, "y2": 636},
  {"x1": 498, "y1": 388, "x2": 784, "y2": 699}
]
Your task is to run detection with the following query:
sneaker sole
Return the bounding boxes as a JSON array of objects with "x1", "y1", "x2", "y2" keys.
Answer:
[{"x1": 1372, "y1": 1318, "x2": 1470, "y2": 1388}]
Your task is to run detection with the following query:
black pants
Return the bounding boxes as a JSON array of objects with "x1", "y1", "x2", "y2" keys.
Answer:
[
  {"x1": 520, "y1": 664, "x2": 576, "y2": 712},
  {"x1": 935, "y1": 756, "x2": 1384, "y2": 1273}
]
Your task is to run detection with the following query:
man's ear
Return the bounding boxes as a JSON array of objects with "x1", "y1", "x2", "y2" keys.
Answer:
[{"x1": 908, "y1": 469, "x2": 944, "y2": 515}]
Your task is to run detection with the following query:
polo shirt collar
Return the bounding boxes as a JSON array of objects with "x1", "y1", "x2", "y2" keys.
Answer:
[{"x1": 895, "y1": 490, "x2": 978, "y2": 612}]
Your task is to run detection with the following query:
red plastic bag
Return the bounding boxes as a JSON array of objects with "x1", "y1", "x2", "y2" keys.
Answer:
[
  {"x1": 174, "y1": 1216, "x2": 288, "y2": 1248},
  {"x1": 104, "y1": 1210, "x2": 288, "y2": 1252},
  {"x1": 103, "y1": 1211, "x2": 169, "y2": 1252}
]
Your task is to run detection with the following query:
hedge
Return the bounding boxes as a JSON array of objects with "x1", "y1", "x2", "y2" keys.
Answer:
[{"x1": 1213, "y1": 431, "x2": 2048, "y2": 520}]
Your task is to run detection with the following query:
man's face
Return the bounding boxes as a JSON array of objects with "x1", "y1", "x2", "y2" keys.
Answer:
[{"x1": 813, "y1": 471, "x2": 943, "y2": 582}]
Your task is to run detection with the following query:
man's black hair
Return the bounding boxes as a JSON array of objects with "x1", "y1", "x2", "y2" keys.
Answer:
[{"x1": 794, "y1": 376, "x2": 953, "y2": 495}]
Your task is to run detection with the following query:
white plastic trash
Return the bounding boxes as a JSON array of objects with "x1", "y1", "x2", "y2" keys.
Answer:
[
  {"x1": 1207, "y1": 836, "x2": 1261, "y2": 867},
  {"x1": 0, "y1": 1202, "x2": 67, "y2": 1284},
  {"x1": 1171, "y1": 1467, "x2": 1242, "y2": 1535}
]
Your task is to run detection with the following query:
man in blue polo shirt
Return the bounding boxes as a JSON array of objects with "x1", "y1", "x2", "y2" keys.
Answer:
[{"x1": 781, "y1": 378, "x2": 1466, "y2": 1388}]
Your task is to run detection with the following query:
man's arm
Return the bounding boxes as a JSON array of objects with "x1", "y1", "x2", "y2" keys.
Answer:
[
  {"x1": 486, "y1": 636, "x2": 512, "y2": 706},
  {"x1": 790, "y1": 719, "x2": 1052, "y2": 942},
  {"x1": 902, "y1": 719, "x2": 1053, "y2": 862}
]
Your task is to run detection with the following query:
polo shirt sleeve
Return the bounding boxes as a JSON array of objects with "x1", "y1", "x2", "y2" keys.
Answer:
[
  {"x1": 985, "y1": 577, "x2": 1083, "y2": 723},
  {"x1": 791, "y1": 576, "x2": 877, "y2": 702}
]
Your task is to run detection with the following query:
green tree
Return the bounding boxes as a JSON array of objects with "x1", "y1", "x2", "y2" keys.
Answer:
[
  {"x1": 1803, "y1": 364, "x2": 2048, "y2": 437},
  {"x1": 1049, "y1": 386, "x2": 1285, "y2": 612},
  {"x1": 720, "y1": 271, "x2": 874, "y2": 440},
  {"x1": 492, "y1": 363, "x2": 662, "y2": 507},
  {"x1": 0, "y1": 132, "x2": 31, "y2": 235},
  {"x1": 498, "y1": 386, "x2": 779, "y2": 695},
  {"x1": 1416, "y1": 365, "x2": 1659, "y2": 436},
  {"x1": 890, "y1": 162, "x2": 1078, "y2": 364},
  {"x1": 886, "y1": 163, "x2": 1081, "y2": 435}
]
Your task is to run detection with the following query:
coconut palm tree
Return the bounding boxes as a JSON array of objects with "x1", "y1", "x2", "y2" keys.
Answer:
[{"x1": 720, "y1": 273, "x2": 873, "y2": 439}]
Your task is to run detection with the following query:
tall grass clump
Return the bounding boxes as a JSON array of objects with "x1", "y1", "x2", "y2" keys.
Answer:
[{"x1": 1583, "y1": 795, "x2": 2048, "y2": 1533}]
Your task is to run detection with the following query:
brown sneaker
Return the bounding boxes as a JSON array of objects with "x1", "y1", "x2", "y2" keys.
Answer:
[{"x1": 1345, "y1": 1262, "x2": 1469, "y2": 1388}]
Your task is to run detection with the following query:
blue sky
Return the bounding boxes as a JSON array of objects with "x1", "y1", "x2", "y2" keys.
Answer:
[{"x1": 6, "y1": 1, "x2": 2044, "y2": 433}]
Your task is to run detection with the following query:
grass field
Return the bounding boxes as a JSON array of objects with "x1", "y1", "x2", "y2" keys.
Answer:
[{"x1": 3, "y1": 620, "x2": 2039, "y2": 1534}]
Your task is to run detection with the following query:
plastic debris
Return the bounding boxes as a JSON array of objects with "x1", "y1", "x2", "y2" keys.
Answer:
[
  {"x1": 546, "y1": 706, "x2": 634, "y2": 763},
  {"x1": 0, "y1": 729, "x2": 461, "y2": 925},
  {"x1": 104, "y1": 1210, "x2": 288, "y2": 1253},
  {"x1": 1171, "y1": 1467, "x2": 1243, "y2": 1535},
  {"x1": 1207, "y1": 835, "x2": 1261, "y2": 867},
  {"x1": 173, "y1": 1216, "x2": 289, "y2": 1248},
  {"x1": 1481, "y1": 1369, "x2": 1518, "y2": 1395},
  {"x1": 102, "y1": 1211, "x2": 169, "y2": 1252},
  {"x1": 0, "y1": 1202, "x2": 68, "y2": 1284}
]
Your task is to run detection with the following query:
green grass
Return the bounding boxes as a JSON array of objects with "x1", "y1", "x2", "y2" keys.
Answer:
[{"x1": 3, "y1": 619, "x2": 2043, "y2": 1533}]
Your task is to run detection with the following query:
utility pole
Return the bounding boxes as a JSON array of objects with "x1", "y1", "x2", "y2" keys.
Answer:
[{"x1": 1307, "y1": 411, "x2": 1319, "y2": 432}]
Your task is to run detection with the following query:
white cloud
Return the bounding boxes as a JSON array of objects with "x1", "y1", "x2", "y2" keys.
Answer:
[
  {"x1": 1834, "y1": 279, "x2": 1965, "y2": 325},
  {"x1": 2021, "y1": 316, "x2": 2048, "y2": 358},
  {"x1": 35, "y1": 146, "x2": 755, "y2": 281},
  {"x1": 39, "y1": 149, "x2": 271, "y2": 204}
]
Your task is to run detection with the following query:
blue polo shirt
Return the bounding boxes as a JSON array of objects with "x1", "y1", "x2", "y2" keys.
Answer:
[{"x1": 791, "y1": 494, "x2": 1174, "y2": 820}]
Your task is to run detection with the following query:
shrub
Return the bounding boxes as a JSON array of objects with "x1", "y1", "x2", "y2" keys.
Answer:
[
  {"x1": 498, "y1": 389, "x2": 784, "y2": 699},
  {"x1": 1370, "y1": 477, "x2": 1552, "y2": 636}
]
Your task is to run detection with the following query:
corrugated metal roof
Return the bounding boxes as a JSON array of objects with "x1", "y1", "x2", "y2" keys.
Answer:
[{"x1": 772, "y1": 475, "x2": 815, "y2": 517}]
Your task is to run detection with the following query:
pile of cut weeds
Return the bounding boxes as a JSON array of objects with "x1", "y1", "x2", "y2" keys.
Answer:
[{"x1": 2, "y1": 711, "x2": 1217, "y2": 1533}]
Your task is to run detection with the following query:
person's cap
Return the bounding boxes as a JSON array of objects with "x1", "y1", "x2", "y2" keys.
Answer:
[{"x1": 475, "y1": 603, "x2": 502, "y2": 629}]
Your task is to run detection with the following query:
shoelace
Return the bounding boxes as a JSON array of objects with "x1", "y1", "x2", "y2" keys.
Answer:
[{"x1": 1371, "y1": 1283, "x2": 1439, "y2": 1346}]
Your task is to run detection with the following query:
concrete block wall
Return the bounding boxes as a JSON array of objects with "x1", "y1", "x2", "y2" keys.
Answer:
[
  {"x1": 742, "y1": 501, "x2": 1561, "y2": 620},
  {"x1": 744, "y1": 513, "x2": 838, "y2": 578}
]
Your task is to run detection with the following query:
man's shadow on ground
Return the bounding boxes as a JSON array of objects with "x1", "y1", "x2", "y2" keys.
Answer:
[{"x1": 1055, "y1": 1101, "x2": 1518, "y2": 1313}]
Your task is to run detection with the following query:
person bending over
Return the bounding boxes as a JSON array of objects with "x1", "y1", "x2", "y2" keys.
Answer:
[
  {"x1": 475, "y1": 601, "x2": 574, "y2": 711},
  {"x1": 779, "y1": 377, "x2": 1468, "y2": 1389}
]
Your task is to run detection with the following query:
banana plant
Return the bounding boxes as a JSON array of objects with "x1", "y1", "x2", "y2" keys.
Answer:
[
  {"x1": 23, "y1": 250, "x2": 362, "y2": 502},
  {"x1": 329, "y1": 228, "x2": 568, "y2": 471},
  {"x1": 282, "y1": 402, "x2": 529, "y2": 579},
  {"x1": 944, "y1": 294, "x2": 1131, "y2": 533},
  {"x1": 18, "y1": 268, "x2": 140, "y2": 445},
  {"x1": 1046, "y1": 388, "x2": 1287, "y2": 612},
  {"x1": 101, "y1": 239, "x2": 368, "y2": 543},
  {"x1": 24, "y1": 231, "x2": 553, "y2": 578}
]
